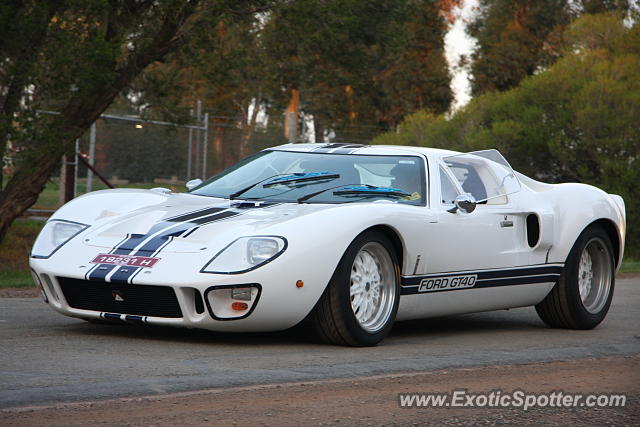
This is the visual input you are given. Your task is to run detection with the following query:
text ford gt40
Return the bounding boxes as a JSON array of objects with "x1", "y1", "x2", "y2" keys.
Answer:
[{"x1": 30, "y1": 143, "x2": 626, "y2": 346}]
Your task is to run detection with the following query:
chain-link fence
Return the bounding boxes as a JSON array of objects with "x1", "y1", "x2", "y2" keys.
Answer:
[
  {"x1": 88, "y1": 117, "x2": 191, "y2": 185},
  {"x1": 70, "y1": 112, "x2": 289, "y2": 195},
  {"x1": 3, "y1": 107, "x2": 376, "y2": 212}
]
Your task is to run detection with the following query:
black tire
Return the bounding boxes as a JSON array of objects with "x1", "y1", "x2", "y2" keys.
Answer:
[
  {"x1": 535, "y1": 226, "x2": 615, "y2": 329},
  {"x1": 311, "y1": 230, "x2": 400, "y2": 346}
]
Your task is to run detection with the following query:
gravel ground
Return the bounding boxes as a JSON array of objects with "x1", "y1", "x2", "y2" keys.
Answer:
[{"x1": 2, "y1": 356, "x2": 638, "y2": 426}]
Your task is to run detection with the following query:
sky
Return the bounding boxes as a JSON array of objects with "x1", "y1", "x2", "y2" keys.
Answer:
[{"x1": 444, "y1": 0, "x2": 479, "y2": 111}]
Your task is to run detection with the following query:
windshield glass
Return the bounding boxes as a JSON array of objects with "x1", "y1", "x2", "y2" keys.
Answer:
[{"x1": 191, "y1": 150, "x2": 426, "y2": 205}]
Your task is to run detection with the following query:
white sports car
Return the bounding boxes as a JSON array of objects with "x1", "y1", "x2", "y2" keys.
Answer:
[{"x1": 30, "y1": 143, "x2": 626, "y2": 346}]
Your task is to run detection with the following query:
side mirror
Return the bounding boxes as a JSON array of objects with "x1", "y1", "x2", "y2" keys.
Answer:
[
  {"x1": 448, "y1": 193, "x2": 477, "y2": 214},
  {"x1": 186, "y1": 179, "x2": 203, "y2": 191}
]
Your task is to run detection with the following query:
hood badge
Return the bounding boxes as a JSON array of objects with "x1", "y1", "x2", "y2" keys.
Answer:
[
  {"x1": 112, "y1": 291, "x2": 124, "y2": 302},
  {"x1": 232, "y1": 201, "x2": 265, "y2": 209}
]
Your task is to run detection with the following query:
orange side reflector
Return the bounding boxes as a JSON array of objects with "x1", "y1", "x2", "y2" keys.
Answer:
[
  {"x1": 231, "y1": 302, "x2": 248, "y2": 311},
  {"x1": 296, "y1": 280, "x2": 304, "y2": 288}
]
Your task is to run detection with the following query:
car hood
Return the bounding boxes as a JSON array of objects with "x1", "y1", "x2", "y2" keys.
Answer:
[{"x1": 82, "y1": 193, "x2": 332, "y2": 253}]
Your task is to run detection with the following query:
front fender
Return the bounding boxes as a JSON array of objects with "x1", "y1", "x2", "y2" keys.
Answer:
[{"x1": 51, "y1": 189, "x2": 170, "y2": 224}]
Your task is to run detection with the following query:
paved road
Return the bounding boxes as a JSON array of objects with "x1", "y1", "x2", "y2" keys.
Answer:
[{"x1": 1, "y1": 278, "x2": 639, "y2": 409}]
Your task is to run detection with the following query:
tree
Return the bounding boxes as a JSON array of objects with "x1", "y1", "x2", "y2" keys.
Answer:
[
  {"x1": 467, "y1": 0, "x2": 572, "y2": 95},
  {"x1": 137, "y1": 0, "x2": 460, "y2": 173},
  {"x1": 0, "y1": 0, "x2": 267, "y2": 242},
  {"x1": 261, "y1": 0, "x2": 457, "y2": 141},
  {"x1": 467, "y1": 0, "x2": 635, "y2": 96},
  {"x1": 375, "y1": 13, "x2": 640, "y2": 256},
  {"x1": 581, "y1": 0, "x2": 633, "y2": 14}
]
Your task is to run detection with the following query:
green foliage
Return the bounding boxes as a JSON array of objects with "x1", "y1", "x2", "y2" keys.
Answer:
[
  {"x1": 468, "y1": 0, "x2": 572, "y2": 95},
  {"x1": 0, "y1": 271, "x2": 33, "y2": 289},
  {"x1": 262, "y1": 0, "x2": 453, "y2": 135},
  {"x1": 149, "y1": 0, "x2": 454, "y2": 150},
  {"x1": 582, "y1": 0, "x2": 634, "y2": 14},
  {"x1": 467, "y1": 0, "x2": 635, "y2": 96},
  {"x1": 0, "y1": 220, "x2": 43, "y2": 274},
  {"x1": 0, "y1": 0, "x2": 272, "y2": 243},
  {"x1": 620, "y1": 258, "x2": 640, "y2": 273},
  {"x1": 374, "y1": 13, "x2": 640, "y2": 255}
]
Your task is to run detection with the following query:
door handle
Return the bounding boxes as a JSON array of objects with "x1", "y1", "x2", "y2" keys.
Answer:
[{"x1": 500, "y1": 220, "x2": 514, "y2": 228}]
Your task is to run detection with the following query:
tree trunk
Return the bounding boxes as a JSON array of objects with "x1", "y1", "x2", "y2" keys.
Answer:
[
  {"x1": 284, "y1": 88, "x2": 300, "y2": 142},
  {"x1": 239, "y1": 95, "x2": 262, "y2": 158},
  {"x1": 0, "y1": 1, "x2": 201, "y2": 243},
  {"x1": 0, "y1": 147, "x2": 64, "y2": 240},
  {"x1": 345, "y1": 85, "x2": 357, "y2": 122}
]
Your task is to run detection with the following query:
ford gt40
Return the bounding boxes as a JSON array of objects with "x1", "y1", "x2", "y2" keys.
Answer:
[{"x1": 30, "y1": 143, "x2": 626, "y2": 346}]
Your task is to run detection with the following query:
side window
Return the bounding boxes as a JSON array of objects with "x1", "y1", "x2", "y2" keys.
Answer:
[
  {"x1": 439, "y1": 167, "x2": 459, "y2": 205},
  {"x1": 447, "y1": 162, "x2": 488, "y2": 201},
  {"x1": 443, "y1": 150, "x2": 521, "y2": 204}
]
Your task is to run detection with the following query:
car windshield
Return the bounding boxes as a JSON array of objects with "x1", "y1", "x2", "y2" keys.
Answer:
[{"x1": 191, "y1": 150, "x2": 426, "y2": 205}]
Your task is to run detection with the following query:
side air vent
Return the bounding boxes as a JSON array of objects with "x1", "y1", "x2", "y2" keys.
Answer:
[{"x1": 526, "y1": 214, "x2": 540, "y2": 248}]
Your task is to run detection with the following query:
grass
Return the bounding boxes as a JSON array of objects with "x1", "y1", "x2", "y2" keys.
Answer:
[
  {"x1": 0, "y1": 177, "x2": 172, "y2": 289},
  {"x1": 0, "y1": 271, "x2": 33, "y2": 288},
  {"x1": 0, "y1": 220, "x2": 43, "y2": 289},
  {"x1": 620, "y1": 257, "x2": 640, "y2": 273}
]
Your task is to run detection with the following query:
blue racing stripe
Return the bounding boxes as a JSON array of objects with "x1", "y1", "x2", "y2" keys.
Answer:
[
  {"x1": 400, "y1": 265, "x2": 564, "y2": 295},
  {"x1": 89, "y1": 206, "x2": 228, "y2": 282},
  {"x1": 107, "y1": 209, "x2": 245, "y2": 284}
]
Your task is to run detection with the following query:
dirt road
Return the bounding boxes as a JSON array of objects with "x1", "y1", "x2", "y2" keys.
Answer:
[
  {"x1": 1, "y1": 277, "x2": 639, "y2": 424},
  {"x1": 2, "y1": 356, "x2": 638, "y2": 426}
]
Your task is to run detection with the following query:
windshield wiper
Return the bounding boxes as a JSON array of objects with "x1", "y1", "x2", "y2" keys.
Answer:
[
  {"x1": 229, "y1": 172, "x2": 340, "y2": 200},
  {"x1": 298, "y1": 184, "x2": 411, "y2": 203},
  {"x1": 228, "y1": 173, "x2": 284, "y2": 200},
  {"x1": 334, "y1": 185, "x2": 411, "y2": 198},
  {"x1": 262, "y1": 172, "x2": 340, "y2": 187}
]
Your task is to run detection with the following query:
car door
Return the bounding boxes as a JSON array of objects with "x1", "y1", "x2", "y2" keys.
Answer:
[{"x1": 423, "y1": 152, "x2": 529, "y2": 274}]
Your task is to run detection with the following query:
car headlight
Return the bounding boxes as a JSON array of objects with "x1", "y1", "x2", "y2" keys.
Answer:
[
  {"x1": 31, "y1": 220, "x2": 89, "y2": 259},
  {"x1": 201, "y1": 236, "x2": 287, "y2": 274}
]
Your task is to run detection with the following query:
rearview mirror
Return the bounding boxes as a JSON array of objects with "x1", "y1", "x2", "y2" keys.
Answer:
[
  {"x1": 448, "y1": 193, "x2": 477, "y2": 214},
  {"x1": 186, "y1": 179, "x2": 203, "y2": 191}
]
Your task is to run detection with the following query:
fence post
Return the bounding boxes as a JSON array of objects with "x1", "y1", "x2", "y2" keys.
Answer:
[
  {"x1": 86, "y1": 121, "x2": 96, "y2": 192},
  {"x1": 187, "y1": 108, "x2": 193, "y2": 181},
  {"x1": 194, "y1": 100, "x2": 202, "y2": 179},
  {"x1": 61, "y1": 140, "x2": 78, "y2": 203},
  {"x1": 202, "y1": 112, "x2": 209, "y2": 179}
]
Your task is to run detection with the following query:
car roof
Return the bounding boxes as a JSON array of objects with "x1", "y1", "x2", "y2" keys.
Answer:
[{"x1": 270, "y1": 143, "x2": 461, "y2": 159}]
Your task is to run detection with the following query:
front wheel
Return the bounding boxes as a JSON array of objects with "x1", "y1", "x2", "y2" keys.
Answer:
[
  {"x1": 311, "y1": 231, "x2": 400, "y2": 346},
  {"x1": 535, "y1": 226, "x2": 615, "y2": 329}
]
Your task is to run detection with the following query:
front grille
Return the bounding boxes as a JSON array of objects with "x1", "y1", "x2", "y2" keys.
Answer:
[{"x1": 58, "y1": 277, "x2": 183, "y2": 318}]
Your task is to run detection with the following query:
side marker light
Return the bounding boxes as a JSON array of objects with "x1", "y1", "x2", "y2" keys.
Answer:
[{"x1": 231, "y1": 302, "x2": 249, "y2": 311}]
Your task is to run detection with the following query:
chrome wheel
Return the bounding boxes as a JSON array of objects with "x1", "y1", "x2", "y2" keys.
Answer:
[
  {"x1": 349, "y1": 242, "x2": 396, "y2": 333},
  {"x1": 578, "y1": 237, "x2": 612, "y2": 314}
]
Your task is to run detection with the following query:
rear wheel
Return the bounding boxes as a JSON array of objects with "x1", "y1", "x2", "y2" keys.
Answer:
[
  {"x1": 535, "y1": 226, "x2": 615, "y2": 329},
  {"x1": 312, "y1": 231, "x2": 400, "y2": 346}
]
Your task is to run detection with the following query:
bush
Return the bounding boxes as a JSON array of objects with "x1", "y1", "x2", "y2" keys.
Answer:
[{"x1": 374, "y1": 13, "x2": 639, "y2": 256}]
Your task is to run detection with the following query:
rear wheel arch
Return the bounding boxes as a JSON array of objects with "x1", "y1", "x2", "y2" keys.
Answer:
[{"x1": 582, "y1": 219, "x2": 621, "y2": 268}]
